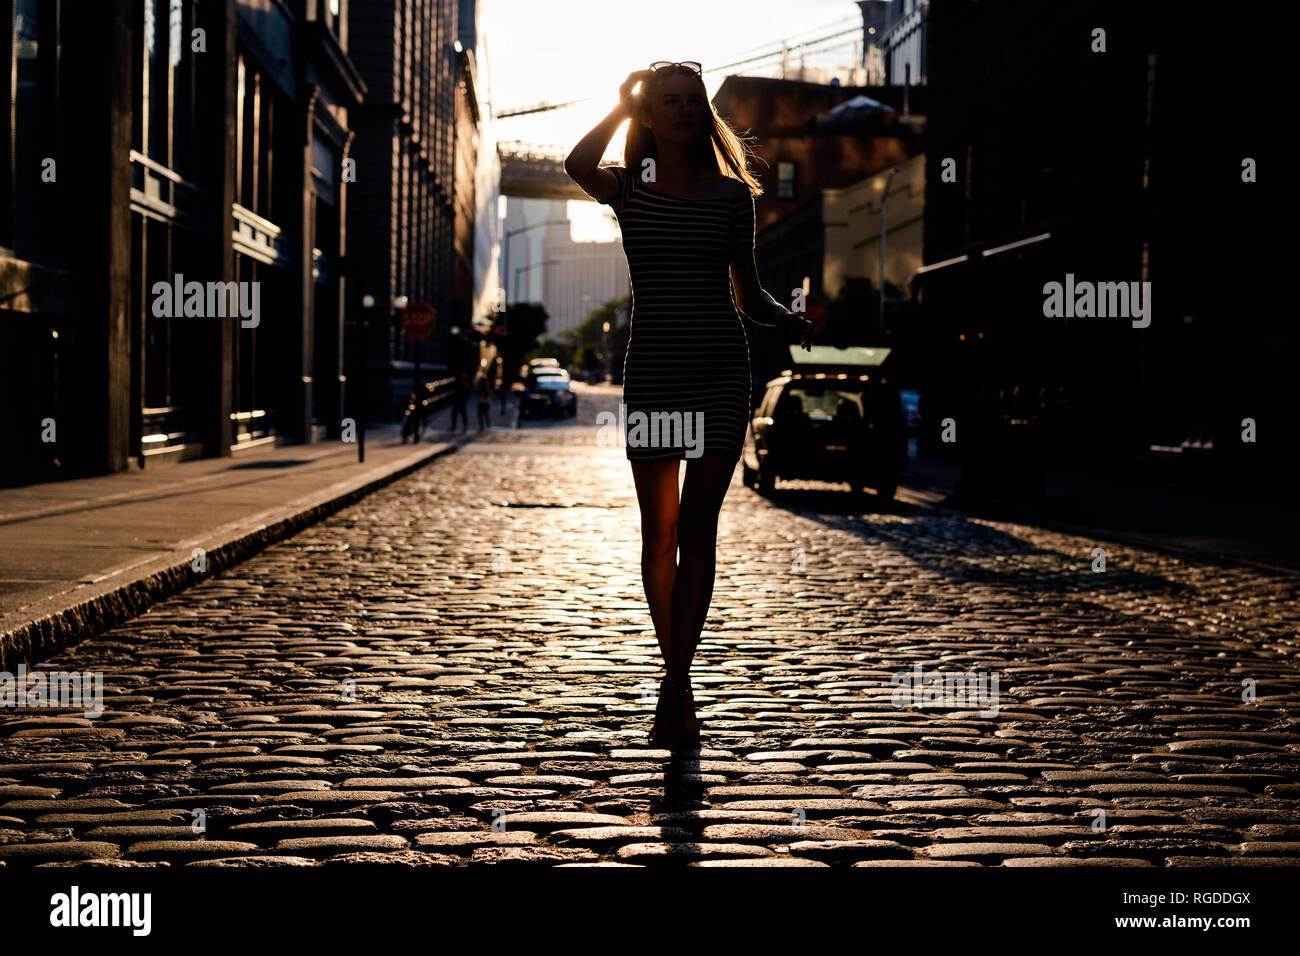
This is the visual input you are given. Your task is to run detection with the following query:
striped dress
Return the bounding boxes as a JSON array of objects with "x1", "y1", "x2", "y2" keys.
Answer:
[{"x1": 601, "y1": 164, "x2": 776, "y2": 463}]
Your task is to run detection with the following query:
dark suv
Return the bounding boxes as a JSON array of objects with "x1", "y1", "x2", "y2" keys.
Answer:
[{"x1": 741, "y1": 345, "x2": 907, "y2": 500}]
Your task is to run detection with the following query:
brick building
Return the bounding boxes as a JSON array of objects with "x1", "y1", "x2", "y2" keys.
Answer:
[{"x1": 711, "y1": 74, "x2": 924, "y2": 388}]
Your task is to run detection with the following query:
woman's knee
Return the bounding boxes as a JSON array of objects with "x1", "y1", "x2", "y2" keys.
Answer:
[
  {"x1": 676, "y1": 514, "x2": 717, "y2": 556},
  {"x1": 641, "y1": 519, "x2": 677, "y2": 558}
]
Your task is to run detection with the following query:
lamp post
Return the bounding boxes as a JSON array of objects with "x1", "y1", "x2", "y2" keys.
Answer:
[
  {"x1": 498, "y1": 216, "x2": 567, "y2": 408},
  {"x1": 602, "y1": 320, "x2": 610, "y2": 383},
  {"x1": 879, "y1": 164, "x2": 900, "y2": 332},
  {"x1": 501, "y1": 216, "x2": 568, "y2": 331},
  {"x1": 395, "y1": 294, "x2": 421, "y2": 442},
  {"x1": 358, "y1": 293, "x2": 375, "y2": 462},
  {"x1": 513, "y1": 259, "x2": 560, "y2": 306}
]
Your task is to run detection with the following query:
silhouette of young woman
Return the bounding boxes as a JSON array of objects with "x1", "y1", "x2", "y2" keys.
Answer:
[{"x1": 565, "y1": 63, "x2": 817, "y2": 748}]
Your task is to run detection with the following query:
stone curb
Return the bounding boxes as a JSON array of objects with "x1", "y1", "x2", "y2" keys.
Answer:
[{"x1": 0, "y1": 441, "x2": 463, "y2": 672}]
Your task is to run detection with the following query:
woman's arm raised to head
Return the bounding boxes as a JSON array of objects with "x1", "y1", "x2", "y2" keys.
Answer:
[{"x1": 564, "y1": 71, "x2": 649, "y2": 204}]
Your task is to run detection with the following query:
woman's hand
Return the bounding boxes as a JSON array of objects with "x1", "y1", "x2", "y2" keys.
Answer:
[
  {"x1": 803, "y1": 291, "x2": 828, "y2": 332},
  {"x1": 776, "y1": 305, "x2": 814, "y2": 351},
  {"x1": 618, "y1": 70, "x2": 651, "y2": 118}
]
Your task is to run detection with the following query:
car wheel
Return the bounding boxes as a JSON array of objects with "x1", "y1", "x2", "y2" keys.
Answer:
[{"x1": 875, "y1": 478, "x2": 897, "y2": 502}]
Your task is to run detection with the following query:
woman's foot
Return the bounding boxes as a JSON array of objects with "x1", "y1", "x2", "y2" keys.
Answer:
[
  {"x1": 648, "y1": 679, "x2": 700, "y2": 749},
  {"x1": 681, "y1": 685, "x2": 702, "y2": 736},
  {"x1": 647, "y1": 690, "x2": 680, "y2": 747}
]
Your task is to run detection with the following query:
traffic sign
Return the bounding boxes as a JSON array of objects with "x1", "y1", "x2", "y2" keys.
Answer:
[{"x1": 402, "y1": 302, "x2": 436, "y2": 341}]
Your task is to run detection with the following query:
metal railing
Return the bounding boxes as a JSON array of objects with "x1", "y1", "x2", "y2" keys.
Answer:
[{"x1": 399, "y1": 375, "x2": 462, "y2": 438}]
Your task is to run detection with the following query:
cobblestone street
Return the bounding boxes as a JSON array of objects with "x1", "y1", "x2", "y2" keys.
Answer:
[{"x1": 2, "y1": 387, "x2": 1298, "y2": 869}]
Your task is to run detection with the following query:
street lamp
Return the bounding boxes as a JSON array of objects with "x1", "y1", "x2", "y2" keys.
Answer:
[
  {"x1": 514, "y1": 259, "x2": 559, "y2": 305},
  {"x1": 498, "y1": 217, "x2": 568, "y2": 406},
  {"x1": 393, "y1": 294, "x2": 424, "y2": 442},
  {"x1": 501, "y1": 219, "x2": 568, "y2": 310},
  {"x1": 602, "y1": 320, "x2": 610, "y2": 382},
  {"x1": 357, "y1": 294, "x2": 376, "y2": 462}
]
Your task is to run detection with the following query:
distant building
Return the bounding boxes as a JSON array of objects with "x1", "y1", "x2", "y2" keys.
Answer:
[
  {"x1": 714, "y1": 75, "x2": 924, "y2": 387},
  {"x1": 759, "y1": 154, "x2": 925, "y2": 310},
  {"x1": 468, "y1": 34, "x2": 503, "y2": 333},
  {"x1": 542, "y1": 219, "x2": 628, "y2": 337},
  {"x1": 499, "y1": 197, "x2": 627, "y2": 340},
  {"x1": 859, "y1": 0, "x2": 928, "y2": 87},
  {"x1": 346, "y1": 0, "x2": 477, "y2": 421},
  {"x1": 501, "y1": 198, "x2": 560, "y2": 306}
]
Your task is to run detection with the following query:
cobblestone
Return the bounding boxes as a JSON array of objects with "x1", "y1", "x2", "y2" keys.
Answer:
[{"x1": 1, "y1": 398, "x2": 1297, "y2": 866}]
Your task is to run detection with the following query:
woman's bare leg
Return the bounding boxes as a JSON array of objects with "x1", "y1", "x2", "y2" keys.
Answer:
[
  {"x1": 665, "y1": 453, "x2": 736, "y2": 687},
  {"x1": 630, "y1": 459, "x2": 680, "y2": 663}
]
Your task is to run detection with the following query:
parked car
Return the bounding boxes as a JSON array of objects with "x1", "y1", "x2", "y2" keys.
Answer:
[
  {"x1": 524, "y1": 366, "x2": 569, "y2": 390},
  {"x1": 518, "y1": 357, "x2": 561, "y2": 378},
  {"x1": 520, "y1": 377, "x2": 577, "y2": 419},
  {"x1": 741, "y1": 344, "x2": 907, "y2": 500}
]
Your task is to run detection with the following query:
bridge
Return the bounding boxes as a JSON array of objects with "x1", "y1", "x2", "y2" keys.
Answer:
[{"x1": 498, "y1": 140, "x2": 593, "y2": 201}]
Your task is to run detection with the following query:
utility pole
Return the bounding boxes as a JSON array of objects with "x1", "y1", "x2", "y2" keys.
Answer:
[
  {"x1": 879, "y1": 164, "x2": 900, "y2": 332},
  {"x1": 359, "y1": 294, "x2": 374, "y2": 462}
]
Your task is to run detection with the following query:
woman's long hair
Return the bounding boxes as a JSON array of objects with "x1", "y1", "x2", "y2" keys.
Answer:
[{"x1": 623, "y1": 68, "x2": 765, "y2": 196}]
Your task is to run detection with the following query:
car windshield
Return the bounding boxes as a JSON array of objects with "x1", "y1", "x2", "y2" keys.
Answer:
[
  {"x1": 777, "y1": 388, "x2": 865, "y2": 421},
  {"x1": 788, "y1": 345, "x2": 891, "y2": 367}
]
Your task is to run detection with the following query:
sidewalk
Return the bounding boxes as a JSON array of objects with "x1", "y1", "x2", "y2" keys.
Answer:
[
  {"x1": 897, "y1": 454, "x2": 1298, "y2": 573},
  {"x1": 0, "y1": 424, "x2": 468, "y2": 671}
]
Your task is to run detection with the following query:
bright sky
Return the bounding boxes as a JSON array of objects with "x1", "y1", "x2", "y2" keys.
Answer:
[{"x1": 479, "y1": 0, "x2": 868, "y2": 240}]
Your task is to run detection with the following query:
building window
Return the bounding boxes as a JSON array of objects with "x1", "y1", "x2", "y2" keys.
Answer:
[
  {"x1": 7, "y1": 0, "x2": 61, "y2": 258},
  {"x1": 777, "y1": 160, "x2": 796, "y2": 200},
  {"x1": 136, "y1": 0, "x2": 198, "y2": 178}
]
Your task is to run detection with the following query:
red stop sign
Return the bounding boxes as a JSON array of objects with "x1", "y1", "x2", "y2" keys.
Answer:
[{"x1": 402, "y1": 302, "x2": 436, "y2": 341}]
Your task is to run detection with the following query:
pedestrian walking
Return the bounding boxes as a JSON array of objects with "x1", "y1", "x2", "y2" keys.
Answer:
[
  {"x1": 449, "y1": 373, "x2": 470, "y2": 433},
  {"x1": 565, "y1": 62, "x2": 814, "y2": 749},
  {"x1": 496, "y1": 358, "x2": 509, "y2": 414},
  {"x1": 474, "y1": 371, "x2": 492, "y2": 431}
]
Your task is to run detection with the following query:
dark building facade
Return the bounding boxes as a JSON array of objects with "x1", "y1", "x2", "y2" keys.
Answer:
[
  {"x1": 1, "y1": 0, "x2": 365, "y2": 485},
  {"x1": 859, "y1": 0, "x2": 928, "y2": 88},
  {"x1": 914, "y1": 0, "x2": 1280, "y2": 472},
  {"x1": 345, "y1": 0, "x2": 480, "y2": 422}
]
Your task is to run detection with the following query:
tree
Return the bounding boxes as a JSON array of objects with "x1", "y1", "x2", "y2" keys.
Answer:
[
  {"x1": 532, "y1": 337, "x2": 574, "y2": 368},
  {"x1": 574, "y1": 295, "x2": 630, "y2": 354}
]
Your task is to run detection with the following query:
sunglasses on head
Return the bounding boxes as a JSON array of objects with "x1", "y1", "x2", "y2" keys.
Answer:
[{"x1": 649, "y1": 61, "x2": 702, "y2": 75}]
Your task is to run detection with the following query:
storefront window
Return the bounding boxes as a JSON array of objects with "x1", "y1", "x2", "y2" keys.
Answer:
[{"x1": 10, "y1": 0, "x2": 58, "y2": 258}]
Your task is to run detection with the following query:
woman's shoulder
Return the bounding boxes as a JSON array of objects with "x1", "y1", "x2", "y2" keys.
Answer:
[{"x1": 717, "y1": 176, "x2": 751, "y2": 201}]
